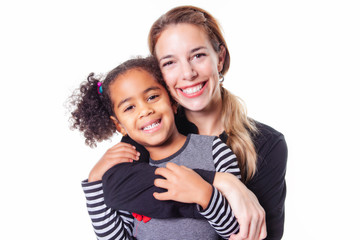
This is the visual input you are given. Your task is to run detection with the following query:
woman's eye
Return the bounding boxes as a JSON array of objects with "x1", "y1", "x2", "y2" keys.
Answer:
[
  {"x1": 193, "y1": 53, "x2": 206, "y2": 59},
  {"x1": 162, "y1": 61, "x2": 173, "y2": 67}
]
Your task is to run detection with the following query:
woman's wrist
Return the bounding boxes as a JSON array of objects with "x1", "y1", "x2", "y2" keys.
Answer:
[{"x1": 213, "y1": 172, "x2": 239, "y2": 197}]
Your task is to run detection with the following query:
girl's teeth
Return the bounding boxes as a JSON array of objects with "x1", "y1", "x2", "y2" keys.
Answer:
[
  {"x1": 143, "y1": 121, "x2": 160, "y2": 130},
  {"x1": 182, "y1": 83, "x2": 203, "y2": 94}
]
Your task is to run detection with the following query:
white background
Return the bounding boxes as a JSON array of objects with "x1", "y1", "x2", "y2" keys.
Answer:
[{"x1": 1, "y1": 0, "x2": 359, "y2": 239}]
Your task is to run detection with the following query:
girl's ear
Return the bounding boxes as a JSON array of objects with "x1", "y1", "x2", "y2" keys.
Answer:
[
  {"x1": 172, "y1": 102, "x2": 178, "y2": 114},
  {"x1": 110, "y1": 116, "x2": 128, "y2": 136},
  {"x1": 217, "y1": 45, "x2": 226, "y2": 73}
]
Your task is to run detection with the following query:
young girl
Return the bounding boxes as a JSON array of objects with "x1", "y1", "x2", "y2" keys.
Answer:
[{"x1": 70, "y1": 56, "x2": 242, "y2": 239}]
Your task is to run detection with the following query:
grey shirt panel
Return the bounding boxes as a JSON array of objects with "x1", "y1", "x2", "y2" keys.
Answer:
[{"x1": 133, "y1": 134, "x2": 218, "y2": 240}]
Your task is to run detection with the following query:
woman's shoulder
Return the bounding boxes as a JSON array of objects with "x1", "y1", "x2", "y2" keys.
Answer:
[{"x1": 252, "y1": 120, "x2": 287, "y2": 167}]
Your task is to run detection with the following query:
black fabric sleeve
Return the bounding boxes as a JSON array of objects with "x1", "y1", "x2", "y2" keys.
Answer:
[
  {"x1": 247, "y1": 135, "x2": 288, "y2": 240},
  {"x1": 102, "y1": 162, "x2": 215, "y2": 219}
]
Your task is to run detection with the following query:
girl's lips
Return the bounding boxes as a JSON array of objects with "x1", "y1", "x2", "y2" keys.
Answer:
[
  {"x1": 178, "y1": 81, "x2": 207, "y2": 98},
  {"x1": 141, "y1": 119, "x2": 162, "y2": 133}
]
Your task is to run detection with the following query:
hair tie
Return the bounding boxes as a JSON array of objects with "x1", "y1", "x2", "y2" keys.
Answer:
[{"x1": 97, "y1": 81, "x2": 103, "y2": 94}]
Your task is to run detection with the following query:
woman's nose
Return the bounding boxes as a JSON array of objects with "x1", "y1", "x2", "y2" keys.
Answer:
[{"x1": 181, "y1": 62, "x2": 197, "y2": 81}]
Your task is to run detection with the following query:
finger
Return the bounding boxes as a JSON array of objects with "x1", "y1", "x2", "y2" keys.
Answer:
[
  {"x1": 109, "y1": 142, "x2": 136, "y2": 152},
  {"x1": 247, "y1": 214, "x2": 260, "y2": 240},
  {"x1": 154, "y1": 179, "x2": 169, "y2": 189},
  {"x1": 110, "y1": 146, "x2": 140, "y2": 157},
  {"x1": 153, "y1": 191, "x2": 171, "y2": 201},
  {"x1": 259, "y1": 216, "x2": 267, "y2": 239},
  {"x1": 111, "y1": 151, "x2": 139, "y2": 161},
  {"x1": 238, "y1": 218, "x2": 249, "y2": 239},
  {"x1": 154, "y1": 167, "x2": 173, "y2": 179},
  {"x1": 165, "y1": 162, "x2": 181, "y2": 171}
]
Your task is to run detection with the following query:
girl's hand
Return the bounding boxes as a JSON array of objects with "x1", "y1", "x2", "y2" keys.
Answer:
[
  {"x1": 214, "y1": 172, "x2": 267, "y2": 240},
  {"x1": 88, "y1": 142, "x2": 140, "y2": 182},
  {"x1": 153, "y1": 162, "x2": 213, "y2": 209}
]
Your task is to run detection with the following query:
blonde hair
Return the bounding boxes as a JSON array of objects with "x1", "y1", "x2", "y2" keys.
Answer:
[
  {"x1": 221, "y1": 86, "x2": 258, "y2": 181},
  {"x1": 149, "y1": 5, "x2": 258, "y2": 181}
]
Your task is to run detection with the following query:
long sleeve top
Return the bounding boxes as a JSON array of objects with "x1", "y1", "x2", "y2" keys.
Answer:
[{"x1": 82, "y1": 111, "x2": 287, "y2": 239}]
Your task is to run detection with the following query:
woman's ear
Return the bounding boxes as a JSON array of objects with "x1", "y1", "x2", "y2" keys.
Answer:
[
  {"x1": 110, "y1": 116, "x2": 128, "y2": 136},
  {"x1": 217, "y1": 45, "x2": 226, "y2": 73}
]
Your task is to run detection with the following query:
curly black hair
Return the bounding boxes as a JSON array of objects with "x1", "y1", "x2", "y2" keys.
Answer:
[{"x1": 68, "y1": 56, "x2": 169, "y2": 147}]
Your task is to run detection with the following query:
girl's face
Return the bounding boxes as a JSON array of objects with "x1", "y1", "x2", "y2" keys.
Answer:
[
  {"x1": 155, "y1": 23, "x2": 225, "y2": 112},
  {"x1": 110, "y1": 69, "x2": 177, "y2": 148}
]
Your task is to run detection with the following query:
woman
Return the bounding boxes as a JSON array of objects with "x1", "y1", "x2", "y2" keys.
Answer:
[{"x1": 83, "y1": 5, "x2": 287, "y2": 240}]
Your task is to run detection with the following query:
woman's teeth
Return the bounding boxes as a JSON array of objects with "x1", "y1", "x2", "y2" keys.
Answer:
[{"x1": 182, "y1": 83, "x2": 204, "y2": 94}]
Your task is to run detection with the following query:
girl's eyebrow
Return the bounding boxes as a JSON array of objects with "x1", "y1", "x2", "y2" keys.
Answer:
[
  {"x1": 158, "y1": 46, "x2": 207, "y2": 62},
  {"x1": 117, "y1": 86, "x2": 161, "y2": 108}
]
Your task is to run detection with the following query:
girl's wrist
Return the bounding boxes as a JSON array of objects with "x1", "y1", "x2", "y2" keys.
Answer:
[{"x1": 197, "y1": 182, "x2": 213, "y2": 209}]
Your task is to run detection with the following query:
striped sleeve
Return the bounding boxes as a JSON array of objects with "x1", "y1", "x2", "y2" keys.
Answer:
[
  {"x1": 82, "y1": 180, "x2": 134, "y2": 240},
  {"x1": 212, "y1": 137, "x2": 241, "y2": 179},
  {"x1": 198, "y1": 137, "x2": 241, "y2": 239},
  {"x1": 199, "y1": 187, "x2": 240, "y2": 239}
]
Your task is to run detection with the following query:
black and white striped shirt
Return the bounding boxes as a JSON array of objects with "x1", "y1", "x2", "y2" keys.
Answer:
[{"x1": 82, "y1": 134, "x2": 241, "y2": 239}]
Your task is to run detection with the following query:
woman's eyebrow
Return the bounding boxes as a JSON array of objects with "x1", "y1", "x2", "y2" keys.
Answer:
[
  {"x1": 190, "y1": 46, "x2": 206, "y2": 53},
  {"x1": 159, "y1": 46, "x2": 207, "y2": 62}
]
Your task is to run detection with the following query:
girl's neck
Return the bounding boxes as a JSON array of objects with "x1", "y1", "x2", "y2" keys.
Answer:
[
  {"x1": 185, "y1": 94, "x2": 224, "y2": 136},
  {"x1": 146, "y1": 130, "x2": 187, "y2": 161}
]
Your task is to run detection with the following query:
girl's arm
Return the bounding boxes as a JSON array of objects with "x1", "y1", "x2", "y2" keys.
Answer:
[
  {"x1": 153, "y1": 137, "x2": 246, "y2": 239},
  {"x1": 82, "y1": 180, "x2": 134, "y2": 240},
  {"x1": 102, "y1": 162, "x2": 215, "y2": 219}
]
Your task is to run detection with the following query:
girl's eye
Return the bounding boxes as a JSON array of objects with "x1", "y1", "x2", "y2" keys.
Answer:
[
  {"x1": 148, "y1": 94, "x2": 159, "y2": 101},
  {"x1": 124, "y1": 105, "x2": 134, "y2": 112}
]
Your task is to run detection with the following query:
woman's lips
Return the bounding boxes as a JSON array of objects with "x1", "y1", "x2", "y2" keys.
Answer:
[{"x1": 178, "y1": 81, "x2": 207, "y2": 98}]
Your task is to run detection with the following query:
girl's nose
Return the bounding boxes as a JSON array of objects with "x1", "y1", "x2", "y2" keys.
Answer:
[{"x1": 139, "y1": 107, "x2": 154, "y2": 119}]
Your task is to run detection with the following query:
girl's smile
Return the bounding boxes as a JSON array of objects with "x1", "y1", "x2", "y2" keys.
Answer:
[
  {"x1": 141, "y1": 118, "x2": 162, "y2": 133},
  {"x1": 109, "y1": 69, "x2": 185, "y2": 158}
]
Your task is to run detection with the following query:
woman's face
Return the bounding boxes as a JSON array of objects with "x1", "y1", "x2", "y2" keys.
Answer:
[{"x1": 155, "y1": 23, "x2": 225, "y2": 112}]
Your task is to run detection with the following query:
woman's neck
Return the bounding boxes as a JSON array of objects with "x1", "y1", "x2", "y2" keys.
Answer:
[{"x1": 185, "y1": 94, "x2": 224, "y2": 136}]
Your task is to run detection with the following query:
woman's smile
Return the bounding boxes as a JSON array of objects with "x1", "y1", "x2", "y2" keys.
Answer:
[{"x1": 178, "y1": 81, "x2": 208, "y2": 98}]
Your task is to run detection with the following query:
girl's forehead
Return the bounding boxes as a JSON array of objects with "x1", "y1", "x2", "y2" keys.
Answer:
[{"x1": 112, "y1": 69, "x2": 163, "y2": 95}]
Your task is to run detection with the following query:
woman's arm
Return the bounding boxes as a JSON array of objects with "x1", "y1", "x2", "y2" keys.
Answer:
[
  {"x1": 246, "y1": 135, "x2": 287, "y2": 240},
  {"x1": 213, "y1": 172, "x2": 267, "y2": 240}
]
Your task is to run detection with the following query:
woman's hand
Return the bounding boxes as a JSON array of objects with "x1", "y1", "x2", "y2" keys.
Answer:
[
  {"x1": 88, "y1": 142, "x2": 140, "y2": 182},
  {"x1": 214, "y1": 172, "x2": 267, "y2": 240},
  {"x1": 153, "y1": 162, "x2": 213, "y2": 209}
]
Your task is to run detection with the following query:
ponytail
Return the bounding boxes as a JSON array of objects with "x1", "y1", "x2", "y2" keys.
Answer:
[
  {"x1": 68, "y1": 56, "x2": 165, "y2": 148},
  {"x1": 68, "y1": 73, "x2": 116, "y2": 147},
  {"x1": 221, "y1": 85, "x2": 258, "y2": 182}
]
